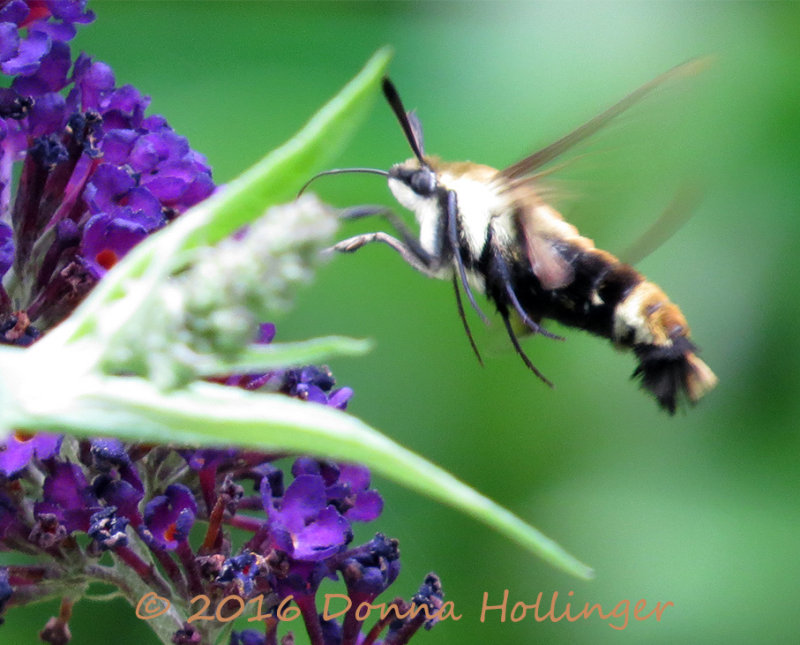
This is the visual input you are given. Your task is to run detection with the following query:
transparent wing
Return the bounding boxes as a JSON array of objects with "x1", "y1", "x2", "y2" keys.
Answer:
[{"x1": 500, "y1": 58, "x2": 710, "y2": 180}]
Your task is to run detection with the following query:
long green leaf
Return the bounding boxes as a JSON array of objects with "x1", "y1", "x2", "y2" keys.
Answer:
[
  {"x1": 2, "y1": 370, "x2": 592, "y2": 580},
  {"x1": 192, "y1": 336, "x2": 373, "y2": 378}
]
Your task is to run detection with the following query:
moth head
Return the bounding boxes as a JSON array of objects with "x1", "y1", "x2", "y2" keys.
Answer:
[{"x1": 387, "y1": 158, "x2": 438, "y2": 211}]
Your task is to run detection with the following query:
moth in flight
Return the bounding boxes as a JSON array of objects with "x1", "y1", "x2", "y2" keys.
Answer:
[{"x1": 303, "y1": 63, "x2": 717, "y2": 413}]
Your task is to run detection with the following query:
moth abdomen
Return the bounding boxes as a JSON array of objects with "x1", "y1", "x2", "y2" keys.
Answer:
[{"x1": 509, "y1": 234, "x2": 717, "y2": 412}]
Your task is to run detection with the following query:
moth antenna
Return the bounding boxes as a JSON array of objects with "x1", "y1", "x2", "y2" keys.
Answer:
[
  {"x1": 451, "y1": 275, "x2": 484, "y2": 366},
  {"x1": 382, "y1": 77, "x2": 426, "y2": 163},
  {"x1": 406, "y1": 110, "x2": 425, "y2": 154},
  {"x1": 298, "y1": 167, "x2": 389, "y2": 197}
]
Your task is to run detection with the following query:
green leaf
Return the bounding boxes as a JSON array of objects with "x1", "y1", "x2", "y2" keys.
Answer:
[
  {"x1": 192, "y1": 335, "x2": 374, "y2": 378},
  {"x1": 1, "y1": 367, "x2": 592, "y2": 580}
]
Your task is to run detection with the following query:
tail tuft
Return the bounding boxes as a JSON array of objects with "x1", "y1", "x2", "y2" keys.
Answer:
[{"x1": 633, "y1": 337, "x2": 718, "y2": 414}]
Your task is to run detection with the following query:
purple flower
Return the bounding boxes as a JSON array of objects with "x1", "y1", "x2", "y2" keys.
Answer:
[
  {"x1": 260, "y1": 472, "x2": 352, "y2": 562},
  {"x1": 223, "y1": 325, "x2": 355, "y2": 409},
  {"x1": 34, "y1": 461, "x2": 99, "y2": 535},
  {"x1": 87, "y1": 506, "x2": 129, "y2": 550},
  {"x1": 1, "y1": 1, "x2": 213, "y2": 339},
  {"x1": 0, "y1": 431, "x2": 61, "y2": 477},
  {"x1": 229, "y1": 631, "x2": 266, "y2": 645},
  {"x1": 0, "y1": 1, "x2": 93, "y2": 79},
  {"x1": 141, "y1": 483, "x2": 197, "y2": 550},
  {"x1": 215, "y1": 551, "x2": 263, "y2": 596},
  {"x1": 293, "y1": 458, "x2": 383, "y2": 522},
  {"x1": 1, "y1": 437, "x2": 442, "y2": 645},
  {"x1": 278, "y1": 365, "x2": 354, "y2": 409}
]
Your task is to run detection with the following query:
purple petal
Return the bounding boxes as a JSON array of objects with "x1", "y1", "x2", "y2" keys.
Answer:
[
  {"x1": 48, "y1": 0, "x2": 95, "y2": 24},
  {"x1": 93, "y1": 477, "x2": 143, "y2": 525},
  {"x1": 83, "y1": 163, "x2": 135, "y2": 212},
  {"x1": 1, "y1": 29, "x2": 50, "y2": 76},
  {"x1": 291, "y1": 457, "x2": 321, "y2": 477},
  {"x1": 21, "y1": 37, "x2": 70, "y2": 92},
  {"x1": 0, "y1": 435, "x2": 35, "y2": 477},
  {"x1": 337, "y1": 463, "x2": 370, "y2": 492},
  {"x1": 0, "y1": 432, "x2": 61, "y2": 477},
  {"x1": 179, "y1": 172, "x2": 215, "y2": 208},
  {"x1": 256, "y1": 323, "x2": 276, "y2": 344},
  {"x1": 291, "y1": 506, "x2": 350, "y2": 561},
  {"x1": 101, "y1": 84, "x2": 148, "y2": 124},
  {"x1": 0, "y1": 1, "x2": 28, "y2": 25},
  {"x1": 79, "y1": 211, "x2": 149, "y2": 277},
  {"x1": 327, "y1": 386, "x2": 353, "y2": 409},
  {"x1": 0, "y1": 222, "x2": 14, "y2": 278},
  {"x1": 279, "y1": 475, "x2": 327, "y2": 530},
  {"x1": 99, "y1": 129, "x2": 139, "y2": 165},
  {"x1": 74, "y1": 59, "x2": 114, "y2": 109},
  {"x1": 299, "y1": 383, "x2": 328, "y2": 404},
  {"x1": 32, "y1": 20, "x2": 76, "y2": 43},
  {"x1": 345, "y1": 490, "x2": 383, "y2": 523},
  {"x1": 30, "y1": 433, "x2": 62, "y2": 460},
  {"x1": 43, "y1": 462, "x2": 90, "y2": 509},
  {"x1": 125, "y1": 186, "x2": 165, "y2": 229},
  {"x1": 0, "y1": 23, "x2": 20, "y2": 63},
  {"x1": 129, "y1": 131, "x2": 189, "y2": 173},
  {"x1": 26, "y1": 90, "x2": 67, "y2": 136},
  {"x1": 143, "y1": 484, "x2": 197, "y2": 549},
  {"x1": 37, "y1": 462, "x2": 99, "y2": 532}
]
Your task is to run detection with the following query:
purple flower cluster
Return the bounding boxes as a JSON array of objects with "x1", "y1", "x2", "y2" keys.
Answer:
[
  {"x1": 0, "y1": 0, "x2": 214, "y2": 338},
  {"x1": 0, "y1": 3, "x2": 444, "y2": 644},
  {"x1": 0, "y1": 434, "x2": 443, "y2": 645}
]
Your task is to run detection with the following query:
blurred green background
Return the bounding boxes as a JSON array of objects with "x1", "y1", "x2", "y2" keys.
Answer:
[{"x1": 5, "y1": 1, "x2": 800, "y2": 643}]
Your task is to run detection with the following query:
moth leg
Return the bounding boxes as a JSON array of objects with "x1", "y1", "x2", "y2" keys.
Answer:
[
  {"x1": 504, "y1": 282, "x2": 563, "y2": 340},
  {"x1": 451, "y1": 275, "x2": 484, "y2": 366},
  {"x1": 487, "y1": 238, "x2": 564, "y2": 341},
  {"x1": 443, "y1": 190, "x2": 490, "y2": 324},
  {"x1": 338, "y1": 205, "x2": 431, "y2": 262},
  {"x1": 499, "y1": 308, "x2": 554, "y2": 387},
  {"x1": 331, "y1": 231, "x2": 440, "y2": 278}
]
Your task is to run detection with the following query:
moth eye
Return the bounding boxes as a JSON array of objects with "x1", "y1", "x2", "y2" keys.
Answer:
[{"x1": 410, "y1": 168, "x2": 436, "y2": 196}]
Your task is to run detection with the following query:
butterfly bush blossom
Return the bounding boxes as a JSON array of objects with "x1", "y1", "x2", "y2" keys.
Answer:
[{"x1": 0, "y1": 3, "x2": 444, "y2": 644}]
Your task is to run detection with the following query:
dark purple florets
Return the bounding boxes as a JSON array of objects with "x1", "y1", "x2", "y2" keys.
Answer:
[
  {"x1": 224, "y1": 324, "x2": 355, "y2": 410},
  {"x1": 141, "y1": 483, "x2": 197, "y2": 550},
  {"x1": 1, "y1": 0, "x2": 213, "y2": 339},
  {"x1": 2, "y1": 437, "x2": 442, "y2": 645},
  {"x1": 87, "y1": 506, "x2": 129, "y2": 550}
]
